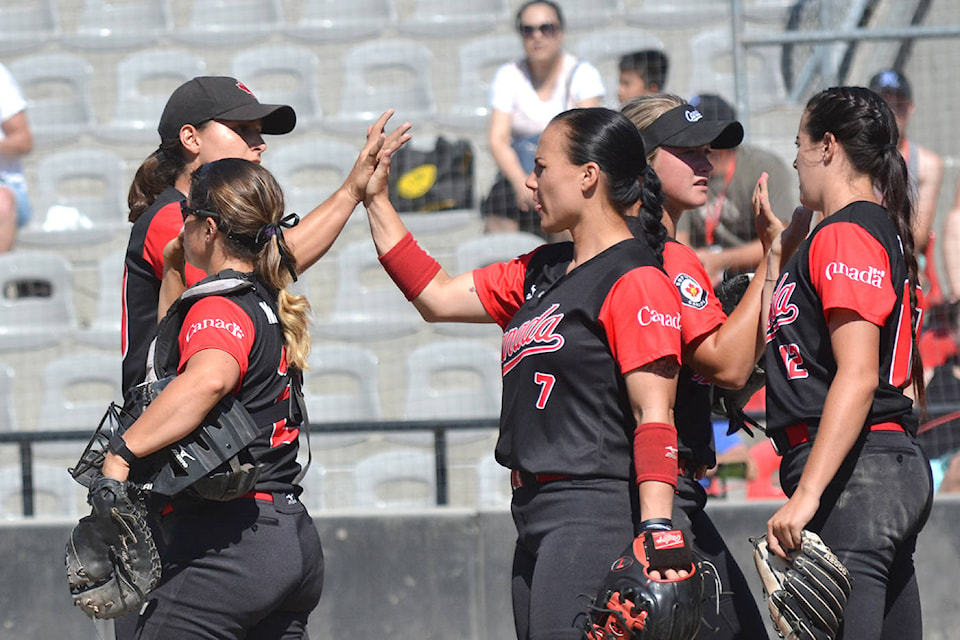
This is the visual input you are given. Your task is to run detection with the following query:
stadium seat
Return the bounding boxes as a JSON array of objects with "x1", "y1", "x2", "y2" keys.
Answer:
[
  {"x1": 63, "y1": 0, "x2": 173, "y2": 50},
  {"x1": 103, "y1": 48, "x2": 207, "y2": 144},
  {"x1": 301, "y1": 343, "x2": 380, "y2": 449},
  {"x1": 269, "y1": 138, "x2": 359, "y2": 221},
  {"x1": 564, "y1": 0, "x2": 624, "y2": 30},
  {"x1": 627, "y1": 0, "x2": 729, "y2": 28},
  {"x1": 231, "y1": 44, "x2": 324, "y2": 130},
  {"x1": 0, "y1": 463, "x2": 84, "y2": 518},
  {"x1": 324, "y1": 39, "x2": 437, "y2": 135},
  {"x1": 398, "y1": 0, "x2": 509, "y2": 37},
  {"x1": 8, "y1": 53, "x2": 95, "y2": 146},
  {"x1": 18, "y1": 148, "x2": 128, "y2": 247},
  {"x1": 310, "y1": 240, "x2": 423, "y2": 341},
  {"x1": 0, "y1": 0, "x2": 59, "y2": 56},
  {"x1": 437, "y1": 33, "x2": 524, "y2": 131},
  {"x1": 687, "y1": 26, "x2": 787, "y2": 114},
  {"x1": 572, "y1": 28, "x2": 664, "y2": 107},
  {"x1": 476, "y1": 453, "x2": 511, "y2": 508},
  {"x1": 353, "y1": 450, "x2": 437, "y2": 508},
  {"x1": 76, "y1": 251, "x2": 125, "y2": 351},
  {"x1": 285, "y1": 0, "x2": 397, "y2": 44},
  {"x1": 172, "y1": 0, "x2": 283, "y2": 47},
  {"x1": 0, "y1": 251, "x2": 77, "y2": 352},
  {"x1": 0, "y1": 364, "x2": 16, "y2": 433}
]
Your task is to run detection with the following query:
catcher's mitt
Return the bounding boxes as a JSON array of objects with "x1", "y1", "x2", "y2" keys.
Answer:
[
  {"x1": 752, "y1": 530, "x2": 853, "y2": 640},
  {"x1": 584, "y1": 530, "x2": 703, "y2": 640},
  {"x1": 65, "y1": 474, "x2": 161, "y2": 619}
]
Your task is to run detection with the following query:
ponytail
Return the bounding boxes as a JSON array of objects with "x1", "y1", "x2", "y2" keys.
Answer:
[
  {"x1": 127, "y1": 141, "x2": 190, "y2": 222},
  {"x1": 637, "y1": 165, "x2": 667, "y2": 266}
]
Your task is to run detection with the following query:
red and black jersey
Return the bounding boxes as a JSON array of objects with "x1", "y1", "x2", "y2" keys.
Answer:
[
  {"x1": 174, "y1": 272, "x2": 302, "y2": 493},
  {"x1": 663, "y1": 239, "x2": 727, "y2": 466},
  {"x1": 764, "y1": 201, "x2": 917, "y2": 434},
  {"x1": 473, "y1": 239, "x2": 682, "y2": 480},
  {"x1": 122, "y1": 186, "x2": 206, "y2": 400}
]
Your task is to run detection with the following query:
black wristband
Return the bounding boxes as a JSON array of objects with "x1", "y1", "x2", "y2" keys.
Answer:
[
  {"x1": 108, "y1": 434, "x2": 139, "y2": 466},
  {"x1": 639, "y1": 517, "x2": 673, "y2": 532}
]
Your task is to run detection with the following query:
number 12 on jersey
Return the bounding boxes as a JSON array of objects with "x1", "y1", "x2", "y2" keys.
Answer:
[{"x1": 533, "y1": 372, "x2": 556, "y2": 410}]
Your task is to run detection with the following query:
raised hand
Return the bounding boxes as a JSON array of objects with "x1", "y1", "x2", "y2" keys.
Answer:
[{"x1": 344, "y1": 109, "x2": 413, "y2": 204}]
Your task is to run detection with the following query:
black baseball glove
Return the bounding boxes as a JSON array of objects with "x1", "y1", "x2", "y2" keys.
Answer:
[
  {"x1": 65, "y1": 474, "x2": 161, "y2": 619},
  {"x1": 752, "y1": 530, "x2": 853, "y2": 640},
  {"x1": 584, "y1": 530, "x2": 703, "y2": 640}
]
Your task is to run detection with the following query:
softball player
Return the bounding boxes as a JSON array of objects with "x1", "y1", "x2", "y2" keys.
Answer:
[
  {"x1": 762, "y1": 86, "x2": 932, "y2": 639},
  {"x1": 104, "y1": 159, "x2": 323, "y2": 639},
  {"x1": 621, "y1": 94, "x2": 786, "y2": 639},
  {"x1": 363, "y1": 108, "x2": 688, "y2": 640},
  {"x1": 122, "y1": 76, "x2": 406, "y2": 402}
]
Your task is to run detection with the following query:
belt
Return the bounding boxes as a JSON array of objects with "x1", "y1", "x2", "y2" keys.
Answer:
[
  {"x1": 510, "y1": 469, "x2": 573, "y2": 490},
  {"x1": 160, "y1": 490, "x2": 274, "y2": 516},
  {"x1": 770, "y1": 421, "x2": 904, "y2": 456}
]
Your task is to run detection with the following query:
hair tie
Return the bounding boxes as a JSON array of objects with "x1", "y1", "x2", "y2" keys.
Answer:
[{"x1": 255, "y1": 213, "x2": 301, "y2": 282}]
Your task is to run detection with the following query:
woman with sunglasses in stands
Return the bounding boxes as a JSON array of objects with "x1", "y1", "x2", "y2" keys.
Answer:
[
  {"x1": 363, "y1": 107, "x2": 689, "y2": 640},
  {"x1": 621, "y1": 93, "x2": 815, "y2": 639},
  {"x1": 103, "y1": 158, "x2": 323, "y2": 639},
  {"x1": 483, "y1": 0, "x2": 605, "y2": 237},
  {"x1": 760, "y1": 86, "x2": 932, "y2": 640},
  {"x1": 122, "y1": 76, "x2": 406, "y2": 406}
]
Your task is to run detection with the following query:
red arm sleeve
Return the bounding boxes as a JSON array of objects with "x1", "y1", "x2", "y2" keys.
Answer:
[
  {"x1": 472, "y1": 250, "x2": 538, "y2": 329},
  {"x1": 599, "y1": 266, "x2": 683, "y2": 374},
  {"x1": 809, "y1": 222, "x2": 895, "y2": 326},
  {"x1": 144, "y1": 202, "x2": 207, "y2": 286},
  {"x1": 178, "y1": 297, "x2": 255, "y2": 389}
]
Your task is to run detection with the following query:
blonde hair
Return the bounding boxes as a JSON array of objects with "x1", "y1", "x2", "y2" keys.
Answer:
[
  {"x1": 188, "y1": 158, "x2": 311, "y2": 371},
  {"x1": 619, "y1": 93, "x2": 686, "y2": 162}
]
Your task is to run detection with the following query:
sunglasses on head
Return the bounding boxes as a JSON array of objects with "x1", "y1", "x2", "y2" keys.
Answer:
[
  {"x1": 180, "y1": 200, "x2": 221, "y2": 224},
  {"x1": 519, "y1": 22, "x2": 558, "y2": 38}
]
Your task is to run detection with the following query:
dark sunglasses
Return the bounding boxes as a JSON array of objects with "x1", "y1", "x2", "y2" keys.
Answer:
[
  {"x1": 180, "y1": 199, "x2": 221, "y2": 224},
  {"x1": 519, "y1": 22, "x2": 558, "y2": 38}
]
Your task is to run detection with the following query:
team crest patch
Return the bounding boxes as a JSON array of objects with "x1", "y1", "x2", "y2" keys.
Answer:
[{"x1": 674, "y1": 273, "x2": 708, "y2": 309}]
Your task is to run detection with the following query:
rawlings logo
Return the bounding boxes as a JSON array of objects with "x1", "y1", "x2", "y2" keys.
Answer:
[
  {"x1": 824, "y1": 261, "x2": 884, "y2": 289},
  {"x1": 502, "y1": 304, "x2": 565, "y2": 375},
  {"x1": 766, "y1": 274, "x2": 799, "y2": 341},
  {"x1": 185, "y1": 317, "x2": 245, "y2": 342},
  {"x1": 637, "y1": 306, "x2": 681, "y2": 330},
  {"x1": 651, "y1": 530, "x2": 685, "y2": 549}
]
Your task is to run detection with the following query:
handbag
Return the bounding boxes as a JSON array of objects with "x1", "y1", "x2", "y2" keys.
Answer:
[{"x1": 388, "y1": 137, "x2": 474, "y2": 213}]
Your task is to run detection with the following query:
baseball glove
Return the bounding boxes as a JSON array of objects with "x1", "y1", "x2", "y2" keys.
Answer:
[
  {"x1": 752, "y1": 530, "x2": 853, "y2": 640},
  {"x1": 584, "y1": 530, "x2": 703, "y2": 640},
  {"x1": 65, "y1": 474, "x2": 161, "y2": 619}
]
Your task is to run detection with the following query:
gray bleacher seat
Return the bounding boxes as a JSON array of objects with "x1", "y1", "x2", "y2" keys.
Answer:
[
  {"x1": 436, "y1": 33, "x2": 524, "y2": 132},
  {"x1": 269, "y1": 138, "x2": 358, "y2": 221},
  {"x1": 397, "y1": 0, "x2": 509, "y2": 37},
  {"x1": 302, "y1": 343, "x2": 380, "y2": 449},
  {"x1": 0, "y1": 364, "x2": 16, "y2": 433},
  {"x1": 0, "y1": 0, "x2": 59, "y2": 56},
  {"x1": 563, "y1": 0, "x2": 624, "y2": 31},
  {"x1": 171, "y1": 0, "x2": 283, "y2": 47},
  {"x1": 103, "y1": 48, "x2": 207, "y2": 144},
  {"x1": 0, "y1": 463, "x2": 84, "y2": 518},
  {"x1": 18, "y1": 147, "x2": 129, "y2": 248},
  {"x1": 284, "y1": 0, "x2": 397, "y2": 44},
  {"x1": 572, "y1": 28, "x2": 664, "y2": 108},
  {"x1": 352, "y1": 450, "x2": 437, "y2": 508},
  {"x1": 76, "y1": 250, "x2": 125, "y2": 351},
  {"x1": 627, "y1": 0, "x2": 730, "y2": 28},
  {"x1": 323, "y1": 39, "x2": 437, "y2": 136},
  {"x1": 231, "y1": 44, "x2": 324, "y2": 130},
  {"x1": 8, "y1": 53, "x2": 95, "y2": 146},
  {"x1": 63, "y1": 0, "x2": 173, "y2": 50},
  {"x1": 0, "y1": 251, "x2": 78, "y2": 352}
]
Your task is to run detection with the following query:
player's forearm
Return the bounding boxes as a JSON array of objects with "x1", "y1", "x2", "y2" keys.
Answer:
[
  {"x1": 637, "y1": 480, "x2": 676, "y2": 521},
  {"x1": 365, "y1": 191, "x2": 412, "y2": 256},
  {"x1": 285, "y1": 187, "x2": 360, "y2": 273}
]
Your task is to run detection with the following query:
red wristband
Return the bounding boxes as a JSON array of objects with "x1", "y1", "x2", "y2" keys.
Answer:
[
  {"x1": 633, "y1": 421, "x2": 679, "y2": 488},
  {"x1": 378, "y1": 232, "x2": 442, "y2": 301}
]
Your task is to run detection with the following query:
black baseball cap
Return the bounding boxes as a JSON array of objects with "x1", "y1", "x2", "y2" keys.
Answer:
[
  {"x1": 689, "y1": 93, "x2": 737, "y2": 122},
  {"x1": 158, "y1": 76, "x2": 297, "y2": 142},
  {"x1": 868, "y1": 69, "x2": 912, "y2": 101},
  {"x1": 640, "y1": 103, "x2": 743, "y2": 152}
]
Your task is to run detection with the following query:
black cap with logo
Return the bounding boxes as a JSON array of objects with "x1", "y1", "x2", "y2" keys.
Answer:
[
  {"x1": 640, "y1": 103, "x2": 743, "y2": 152},
  {"x1": 158, "y1": 76, "x2": 297, "y2": 142}
]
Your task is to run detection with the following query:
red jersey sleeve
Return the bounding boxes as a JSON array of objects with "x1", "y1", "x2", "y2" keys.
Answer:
[
  {"x1": 662, "y1": 242, "x2": 726, "y2": 348},
  {"x1": 144, "y1": 202, "x2": 207, "y2": 286},
  {"x1": 178, "y1": 297, "x2": 255, "y2": 386},
  {"x1": 599, "y1": 266, "x2": 683, "y2": 374},
  {"x1": 809, "y1": 222, "x2": 895, "y2": 326},
  {"x1": 472, "y1": 250, "x2": 537, "y2": 329}
]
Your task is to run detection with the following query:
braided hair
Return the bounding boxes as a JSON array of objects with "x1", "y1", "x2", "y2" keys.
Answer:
[{"x1": 804, "y1": 86, "x2": 925, "y2": 406}]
